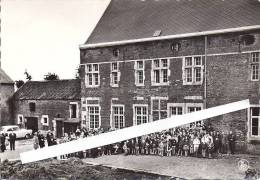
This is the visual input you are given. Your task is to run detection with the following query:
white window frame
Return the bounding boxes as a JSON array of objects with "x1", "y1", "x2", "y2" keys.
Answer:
[
  {"x1": 41, "y1": 115, "x2": 49, "y2": 126},
  {"x1": 167, "y1": 103, "x2": 185, "y2": 117},
  {"x1": 111, "y1": 104, "x2": 125, "y2": 129},
  {"x1": 110, "y1": 62, "x2": 120, "y2": 87},
  {"x1": 249, "y1": 105, "x2": 260, "y2": 137},
  {"x1": 133, "y1": 104, "x2": 149, "y2": 126},
  {"x1": 250, "y1": 52, "x2": 259, "y2": 81},
  {"x1": 151, "y1": 59, "x2": 170, "y2": 86},
  {"x1": 151, "y1": 97, "x2": 168, "y2": 121},
  {"x1": 135, "y1": 60, "x2": 145, "y2": 86},
  {"x1": 85, "y1": 63, "x2": 100, "y2": 87},
  {"x1": 183, "y1": 56, "x2": 203, "y2": 85},
  {"x1": 69, "y1": 102, "x2": 79, "y2": 119},
  {"x1": 17, "y1": 114, "x2": 24, "y2": 124},
  {"x1": 86, "y1": 104, "x2": 101, "y2": 129},
  {"x1": 186, "y1": 103, "x2": 204, "y2": 127}
]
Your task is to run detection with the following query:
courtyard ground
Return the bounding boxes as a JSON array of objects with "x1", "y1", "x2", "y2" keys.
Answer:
[
  {"x1": 83, "y1": 154, "x2": 260, "y2": 179},
  {"x1": 1, "y1": 140, "x2": 260, "y2": 179}
]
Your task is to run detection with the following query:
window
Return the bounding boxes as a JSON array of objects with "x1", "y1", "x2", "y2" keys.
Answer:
[
  {"x1": 183, "y1": 56, "x2": 203, "y2": 85},
  {"x1": 151, "y1": 97, "x2": 168, "y2": 121},
  {"x1": 17, "y1": 114, "x2": 24, "y2": 124},
  {"x1": 110, "y1": 62, "x2": 120, "y2": 87},
  {"x1": 41, "y1": 115, "x2": 49, "y2": 126},
  {"x1": 111, "y1": 105, "x2": 125, "y2": 129},
  {"x1": 85, "y1": 64, "x2": 100, "y2": 87},
  {"x1": 151, "y1": 59, "x2": 170, "y2": 85},
  {"x1": 29, "y1": 102, "x2": 36, "y2": 112},
  {"x1": 87, "y1": 105, "x2": 100, "y2": 129},
  {"x1": 135, "y1": 60, "x2": 145, "y2": 86},
  {"x1": 168, "y1": 103, "x2": 184, "y2": 117},
  {"x1": 250, "y1": 107, "x2": 260, "y2": 136},
  {"x1": 70, "y1": 102, "x2": 78, "y2": 118},
  {"x1": 167, "y1": 103, "x2": 203, "y2": 128},
  {"x1": 251, "y1": 52, "x2": 259, "y2": 81},
  {"x1": 133, "y1": 105, "x2": 148, "y2": 125},
  {"x1": 186, "y1": 103, "x2": 203, "y2": 127}
]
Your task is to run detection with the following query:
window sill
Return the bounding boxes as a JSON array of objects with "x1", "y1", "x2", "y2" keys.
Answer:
[
  {"x1": 151, "y1": 82, "x2": 170, "y2": 86},
  {"x1": 86, "y1": 85, "x2": 100, "y2": 88},
  {"x1": 110, "y1": 84, "x2": 119, "y2": 87},
  {"x1": 183, "y1": 82, "x2": 203, "y2": 85},
  {"x1": 250, "y1": 79, "x2": 259, "y2": 82},
  {"x1": 135, "y1": 84, "x2": 145, "y2": 87}
]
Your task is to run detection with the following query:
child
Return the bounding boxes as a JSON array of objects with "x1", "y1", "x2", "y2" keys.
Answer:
[
  {"x1": 166, "y1": 140, "x2": 172, "y2": 156},
  {"x1": 183, "y1": 136, "x2": 190, "y2": 157},
  {"x1": 134, "y1": 138, "x2": 139, "y2": 155},
  {"x1": 193, "y1": 136, "x2": 200, "y2": 157},
  {"x1": 123, "y1": 141, "x2": 128, "y2": 155},
  {"x1": 158, "y1": 140, "x2": 164, "y2": 157},
  {"x1": 170, "y1": 136, "x2": 177, "y2": 156},
  {"x1": 177, "y1": 136, "x2": 184, "y2": 156},
  {"x1": 208, "y1": 138, "x2": 214, "y2": 158}
]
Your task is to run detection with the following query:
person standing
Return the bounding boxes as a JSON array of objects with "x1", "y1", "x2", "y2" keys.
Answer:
[
  {"x1": 228, "y1": 131, "x2": 236, "y2": 154},
  {"x1": 38, "y1": 132, "x2": 45, "y2": 148},
  {"x1": 33, "y1": 133, "x2": 39, "y2": 150},
  {"x1": 46, "y1": 130, "x2": 54, "y2": 146},
  {"x1": 9, "y1": 131, "x2": 16, "y2": 151},
  {"x1": 0, "y1": 133, "x2": 6, "y2": 152}
]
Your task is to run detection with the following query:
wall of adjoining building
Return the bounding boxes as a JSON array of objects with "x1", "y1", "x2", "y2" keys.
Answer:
[{"x1": 0, "y1": 83, "x2": 14, "y2": 125}]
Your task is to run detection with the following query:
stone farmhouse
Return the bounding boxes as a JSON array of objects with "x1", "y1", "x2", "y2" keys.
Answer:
[
  {"x1": 78, "y1": 0, "x2": 260, "y2": 153},
  {"x1": 12, "y1": 79, "x2": 81, "y2": 137}
]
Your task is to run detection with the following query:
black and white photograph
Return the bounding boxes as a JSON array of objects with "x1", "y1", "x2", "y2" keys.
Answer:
[{"x1": 0, "y1": 0, "x2": 260, "y2": 179}]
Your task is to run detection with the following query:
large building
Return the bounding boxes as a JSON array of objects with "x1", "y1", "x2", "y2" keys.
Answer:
[
  {"x1": 0, "y1": 67, "x2": 14, "y2": 125},
  {"x1": 13, "y1": 79, "x2": 81, "y2": 137},
  {"x1": 78, "y1": 0, "x2": 260, "y2": 153}
]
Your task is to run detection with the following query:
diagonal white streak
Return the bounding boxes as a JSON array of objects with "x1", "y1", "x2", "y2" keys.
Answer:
[{"x1": 20, "y1": 99, "x2": 250, "y2": 164}]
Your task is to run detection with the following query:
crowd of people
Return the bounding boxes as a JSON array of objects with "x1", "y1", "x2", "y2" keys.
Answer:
[
  {"x1": 1, "y1": 123, "x2": 237, "y2": 160},
  {"x1": 52, "y1": 124, "x2": 237, "y2": 159}
]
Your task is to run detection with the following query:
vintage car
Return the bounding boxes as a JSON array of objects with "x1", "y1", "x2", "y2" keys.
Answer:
[{"x1": 0, "y1": 125, "x2": 32, "y2": 139}]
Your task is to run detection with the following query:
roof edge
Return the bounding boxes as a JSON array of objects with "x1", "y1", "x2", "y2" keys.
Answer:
[{"x1": 79, "y1": 25, "x2": 260, "y2": 49}]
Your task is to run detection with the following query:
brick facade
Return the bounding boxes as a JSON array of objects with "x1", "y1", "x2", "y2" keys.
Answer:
[{"x1": 80, "y1": 30, "x2": 260, "y2": 153}]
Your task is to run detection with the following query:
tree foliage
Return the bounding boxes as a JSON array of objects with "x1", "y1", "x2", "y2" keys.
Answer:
[
  {"x1": 15, "y1": 80, "x2": 25, "y2": 89},
  {"x1": 44, "y1": 73, "x2": 59, "y2": 81},
  {"x1": 24, "y1": 70, "x2": 32, "y2": 81}
]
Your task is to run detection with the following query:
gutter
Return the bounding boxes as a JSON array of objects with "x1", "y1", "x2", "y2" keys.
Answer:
[{"x1": 79, "y1": 25, "x2": 260, "y2": 49}]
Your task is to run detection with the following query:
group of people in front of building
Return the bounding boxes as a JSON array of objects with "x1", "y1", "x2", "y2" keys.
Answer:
[
  {"x1": 0, "y1": 131, "x2": 17, "y2": 152},
  {"x1": 55, "y1": 124, "x2": 237, "y2": 159}
]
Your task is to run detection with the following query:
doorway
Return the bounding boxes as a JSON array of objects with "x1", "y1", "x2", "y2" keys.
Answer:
[{"x1": 25, "y1": 117, "x2": 38, "y2": 133}]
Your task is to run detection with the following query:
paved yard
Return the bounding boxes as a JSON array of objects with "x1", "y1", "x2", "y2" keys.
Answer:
[
  {"x1": 83, "y1": 154, "x2": 260, "y2": 179},
  {"x1": 0, "y1": 139, "x2": 33, "y2": 161},
  {"x1": 1, "y1": 140, "x2": 260, "y2": 179}
]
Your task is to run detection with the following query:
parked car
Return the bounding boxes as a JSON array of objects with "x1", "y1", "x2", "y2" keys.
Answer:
[{"x1": 0, "y1": 125, "x2": 32, "y2": 139}]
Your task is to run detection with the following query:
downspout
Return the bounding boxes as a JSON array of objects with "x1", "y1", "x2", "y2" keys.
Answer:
[{"x1": 204, "y1": 36, "x2": 208, "y2": 109}]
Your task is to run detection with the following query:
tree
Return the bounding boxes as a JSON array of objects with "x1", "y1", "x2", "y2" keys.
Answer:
[
  {"x1": 15, "y1": 80, "x2": 25, "y2": 89},
  {"x1": 24, "y1": 70, "x2": 32, "y2": 81},
  {"x1": 44, "y1": 73, "x2": 59, "y2": 81}
]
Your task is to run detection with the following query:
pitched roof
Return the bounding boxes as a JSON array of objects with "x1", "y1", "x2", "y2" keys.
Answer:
[
  {"x1": 14, "y1": 79, "x2": 81, "y2": 100},
  {"x1": 0, "y1": 68, "x2": 14, "y2": 84},
  {"x1": 85, "y1": 0, "x2": 260, "y2": 46}
]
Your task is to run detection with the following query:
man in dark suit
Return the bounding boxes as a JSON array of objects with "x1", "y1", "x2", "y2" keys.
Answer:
[
  {"x1": 228, "y1": 131, "x2": 236, "y2": 154},
  {"x1": 9, "y1": 131, "x2": 17, "y2": 151}
]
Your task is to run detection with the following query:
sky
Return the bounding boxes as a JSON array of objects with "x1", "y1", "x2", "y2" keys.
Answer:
[{"x1": 1, "y1": 0, "x2": 110, "y2": 81}]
